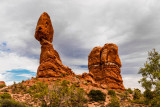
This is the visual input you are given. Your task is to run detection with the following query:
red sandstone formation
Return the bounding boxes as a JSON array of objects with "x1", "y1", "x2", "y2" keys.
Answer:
[
  {"x1": 35, "y1": 12, "x2": 74, "y2": 78},
  {"x1": 34, "y1": 12, "x2": 124, "y2": 91},
  {"x1": 88, "y1": 43, "x2": 125, "y2": 90},
  {"x1": 0, "y1": 81, "x2": 6, "y2": 87}
]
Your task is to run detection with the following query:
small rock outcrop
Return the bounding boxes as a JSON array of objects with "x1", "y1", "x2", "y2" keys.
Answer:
[
  {"x1": 0, "y1": 81, "x2": 6, "y2": 87},
  {"x1": 88, "y1": 43, "x2": 125, "y2": 90},
  {"x1": 35, "y1": 12, "x2": 74, "y2": 78}
]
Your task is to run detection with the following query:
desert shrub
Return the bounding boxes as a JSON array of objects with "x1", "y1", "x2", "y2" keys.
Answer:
[
  {"x1": 11, "y1": 82, "x2": 18, "y2": 94},
  {"x1": 66, "y1": 73, "x2": 69, "y2": 76},
  {"x1": 88, "y1": 90, "x2": 106, "y2": 101},
  {"x1": 151, "y1": 96, "x2": 160, "y2": 107},
  {"x1": 29, "y1": 81, "x2": 87, "y2": 107},
  {"x1": 108, "y1": 90, "x2": 116, "y2": 96},
  {"x1": 49, "y1": 81, "x2": 87, "y2": 107},
  {"x1": 117, "y1": 90, "x2": 122, "y2": 93},
  {"x1": 0, "y1": 92, "x2": 11, "y2": 99},
  {"x1": 126, "y1": 88, "x2": 133, "y2": 94},
  {"x1": 120, "y1": 91, "x2": 129, "y2": 101},
  {"x1": 61, "y1": 80, "x2": 70, "y2": 86},
  {"x1": 84, "y1": 83, "x2": 88, "y2": 85},
  {"x1": 28, "y1": 81, "x2": 48, "y2": 106},
  {"x1": 0, "y1": 84, "x2": 5, "y2": 88},
  {"x1": 142, "y1": 89, "x2": 155, "y2": 105},
  {"x1": 133, "y1": 89, "x2": 141, "y2": 100},
  {"x1": 131, "y1": 98, "x2": 145, "y2": 104},
  {"x1": 143, "y1": 89, "x2": 154, "y2": 100},
  {"x1": 76, "y1": 76, "x2": 80, "y2": 79},
  {"x1": 108, "y1": 96, "x2": 120, "y2": 107},
  {"x1": 0, "y1": 99, "x2": 26, "y2": 107},
  {"x1": 18, "y1": 83, "x2": 27, "y2": 93},
  {"x1": 11, "y1": 82, "x2": 27, "y2": 94},
  {"x1": 132, "y1": 89, "x2": 146, "y2": 105}
]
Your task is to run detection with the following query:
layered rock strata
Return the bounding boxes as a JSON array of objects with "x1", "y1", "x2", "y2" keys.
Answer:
[
  {"x1": 35, "y1": 12, "x2": 74, "y2": 78},
  {"x1": 88, "y1": 43, "x2": 125, "y2": 90}
]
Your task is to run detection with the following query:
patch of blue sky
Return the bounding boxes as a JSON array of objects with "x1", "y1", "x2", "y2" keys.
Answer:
[
  {"x1": 6, "y1": 69, "x2": 36, "y2": 83},
  {"x1": 0, "y1": 42, "x2": 10, "y2": 52},
  {"x1": 2, "y1": 42, "x2": 7, "y2": 46}
]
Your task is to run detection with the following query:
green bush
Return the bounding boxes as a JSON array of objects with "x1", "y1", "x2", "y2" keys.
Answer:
[
  {"x1": 143, "y1": 89, "x2": 154, "y2": 100},
  {"x1": 120, "y1": 91, "x2": 129, "y2": 101},
  {"x1": 108, "y1": 90, "x2": 116, "y2": 96},
  {"x1": 50, "y1": 85, "x2": 87, "y2": 107},
  {"x1": 11, "y1": 82, "x2": 28, "y2": 94},
  {"x1": 131, "y1": 99, "x2": 145, "y2": 104},
  {"x1": 133, "y1": 89, "x2": 141, "y2": 100},
  {"x1": 61, "y1": 80, "x2": 70, "y2": 86},
  {"x1": 29, "y1": 81, "x2": 87, "y2": 107},
  {"x1": 108, "y1": 96, "x2": 120, "y2": 107},
  {"x1": 11, "y1": 82, "x2": 18, "y2": 94},
  {"x1": 28, "y1": 82, "x2": 48, "y2": 106},
  {"x1": 0, "y1": 92, "x2": 11, "y2": 99},
  {"x1": 88, "y1": 90, "x2": 106, "y2": 101},
  {"x1": 0, "y1": 84, "x2": 5, "y2": 88},
  {"x1": 151, "y1": 96, "x2": 160, "y2": 107},
  {"x1": 126, "y1": 88, "x2": 133, "y2": 94},
  {"x1": 0, "y1": 99, "x2": 26, "y2": 107}
]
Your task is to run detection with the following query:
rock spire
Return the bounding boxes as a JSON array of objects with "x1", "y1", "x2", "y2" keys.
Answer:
[{"x1": 35, "y1": 12, "x2": 74, "y2": 78}]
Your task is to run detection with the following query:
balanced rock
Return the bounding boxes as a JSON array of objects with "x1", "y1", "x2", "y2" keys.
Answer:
[
  {"x1": 88, "y1": 43, "x2": 125, "y2": 90},
  {"x1": 35, "y1": 12, "x2": 74, "y2": 78}
]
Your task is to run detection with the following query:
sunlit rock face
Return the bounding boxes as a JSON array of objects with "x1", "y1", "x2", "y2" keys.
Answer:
[
  {"x1": 88, "y1": 43, "x2": 125, "y2": 90},
  {"x1": 35, "y1": 12, "x2": 75, "y2": 78},
  {"x1": 35, "y1": 12, "x2": 53, "y2": 44}
]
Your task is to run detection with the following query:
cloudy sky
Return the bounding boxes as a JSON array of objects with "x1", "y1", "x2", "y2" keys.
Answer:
[{"x1": 0, "y1": 0, "x2": 160, "y2": 91}]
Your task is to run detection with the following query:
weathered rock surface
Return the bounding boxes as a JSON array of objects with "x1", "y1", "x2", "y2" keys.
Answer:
[
  {"x1": 35, "y1": 12, "x2": 74, "y2": 78},
  {"x1": 88, "y1": 43, "x2": 125, "y2": 90}
]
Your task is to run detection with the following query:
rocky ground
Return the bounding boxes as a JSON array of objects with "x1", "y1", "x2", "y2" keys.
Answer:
[{"x1": 0, "y1": 77, "x2": 149, "y2": 107}]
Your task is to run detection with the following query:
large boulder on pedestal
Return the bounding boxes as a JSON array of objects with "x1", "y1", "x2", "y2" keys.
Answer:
[{"x1": 35, "y1": 12, "x2": 74, "y2": 78}]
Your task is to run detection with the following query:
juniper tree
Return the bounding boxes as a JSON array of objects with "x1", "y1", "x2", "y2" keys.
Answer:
[
  {"x1": 138, "y1": 49, "x2": 160, "y2": 106},
  {"x1": 138, "y1": 49, "x2": 160, "y2": 91}
]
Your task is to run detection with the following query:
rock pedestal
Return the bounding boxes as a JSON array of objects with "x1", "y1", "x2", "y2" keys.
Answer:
[{"x1": 35, "y1": 12, "x2": 74, "y2": 78}]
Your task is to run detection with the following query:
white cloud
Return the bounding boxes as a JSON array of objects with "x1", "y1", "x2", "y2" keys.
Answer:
[
  {"x1": 122, "y1": 74, "x2": 145, "y2": 92},
  {"x1": 0, "y1": 51, "x2": 38, "y2": 85},
  {"x1": 16, "y1": 74, "x2": 34, "y2": 78},
  {"x1": 0, "y1": 72, "x2": 15, "y2": 85},
  {"x1": 0, "y1": 51, "x2": 38, "y2": 74}
]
